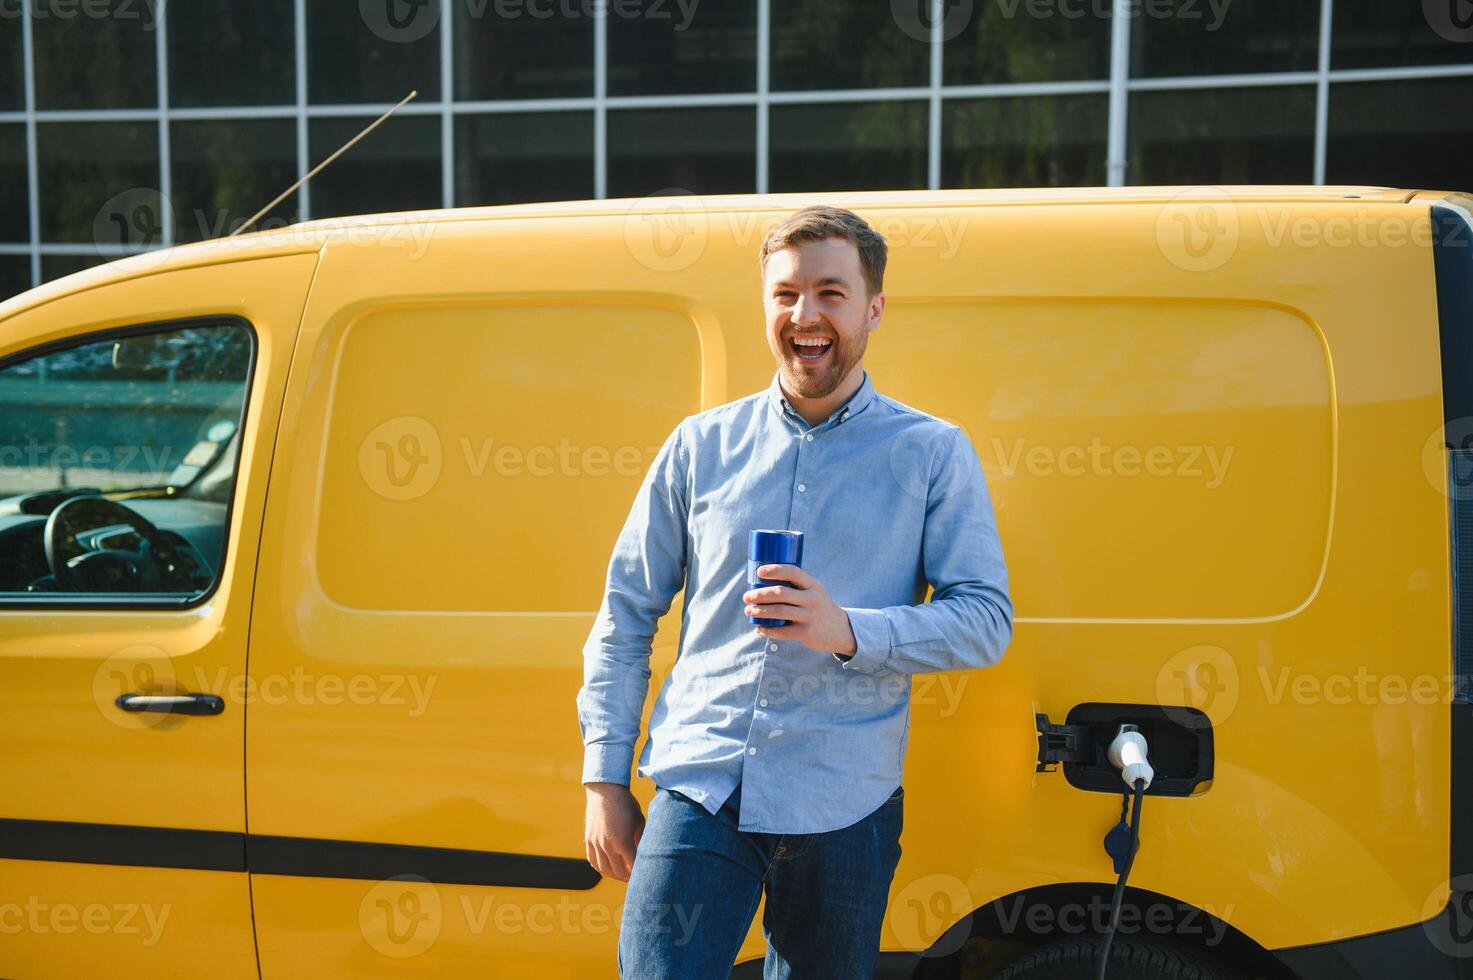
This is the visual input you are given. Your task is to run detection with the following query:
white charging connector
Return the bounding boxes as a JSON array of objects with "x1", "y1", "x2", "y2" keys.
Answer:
[
  {"x1": 1106, "y1": 724, "x2": 1154, "y2": 791},
  {"x1": 1097, "y1": 724, "x2": 1154, "y2": 980}
]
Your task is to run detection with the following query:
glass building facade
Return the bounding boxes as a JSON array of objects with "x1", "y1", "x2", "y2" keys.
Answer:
[{"x1": 1, "y1": 0, "x2": 1471, "y2": 302}]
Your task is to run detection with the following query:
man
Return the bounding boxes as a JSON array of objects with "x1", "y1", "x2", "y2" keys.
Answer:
[{"x1": 577, "y1": 205, "x2": 1012, "y2": 978}]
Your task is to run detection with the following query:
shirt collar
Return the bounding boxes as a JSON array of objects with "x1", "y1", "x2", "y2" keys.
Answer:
[{"x1": 766, "y1": 369, "x2": 877, "y2": 429}]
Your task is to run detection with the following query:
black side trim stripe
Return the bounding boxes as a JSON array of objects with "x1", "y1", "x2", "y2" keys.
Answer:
[
  {"x1": 0, "y1": 818, "x2": 246, "y2": 873},
  {"x1": 248, "y1": 835, "x2": 600, "y2": 890},
  {"x1": 0, "y1": 819, "x2": 599, "y2": 890}
]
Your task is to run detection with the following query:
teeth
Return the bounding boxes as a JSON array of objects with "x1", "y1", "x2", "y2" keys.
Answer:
[{"x1": 794, "y1": 338, "x2": 832, "y2": 347}]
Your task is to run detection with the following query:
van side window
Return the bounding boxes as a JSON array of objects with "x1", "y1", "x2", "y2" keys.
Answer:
[{"x1": 0, "y1": 319, "x2": 254, "y2": 605}]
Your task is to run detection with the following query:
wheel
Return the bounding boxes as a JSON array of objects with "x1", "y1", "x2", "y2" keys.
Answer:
[{"x1": 991, "y1": 937, "x2": 1243, "y2": 980}]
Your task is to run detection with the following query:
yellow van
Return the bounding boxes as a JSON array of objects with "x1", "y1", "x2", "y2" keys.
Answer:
[{"x1": 0, "y1": 186, "x2": 1469, "y2": 980}]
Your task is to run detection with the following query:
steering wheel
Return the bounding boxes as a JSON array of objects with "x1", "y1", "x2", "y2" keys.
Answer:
[{"x1": 43, "y1": 495, "x2": 177, "y2": 593}]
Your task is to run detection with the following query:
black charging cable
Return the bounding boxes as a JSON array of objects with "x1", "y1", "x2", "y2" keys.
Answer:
[{"x1": 1096, "y1": 777, "x2": 1147, "y2": 980}]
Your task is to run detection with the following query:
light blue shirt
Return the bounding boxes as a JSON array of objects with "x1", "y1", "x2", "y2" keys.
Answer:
[{"x1": 577, "y1": 369, "x2": 1013, "y2": 833}]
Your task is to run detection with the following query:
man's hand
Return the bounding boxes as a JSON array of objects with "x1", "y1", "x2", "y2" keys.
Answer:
[
  {"x1": 584, "y1": 782, "x2": 645, "y2": 881},
  {"x1": 743, "y1": 564, "x2": 858, "y2": 655}
]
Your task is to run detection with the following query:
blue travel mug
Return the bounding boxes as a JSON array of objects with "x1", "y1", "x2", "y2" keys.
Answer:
[{"x1": 747, "y1": 529, "x2": 804, "y2": 627}]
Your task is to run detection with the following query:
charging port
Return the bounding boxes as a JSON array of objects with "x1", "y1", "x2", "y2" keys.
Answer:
[{"x1": 1036, "y1": 702, "x2": 1213, "y2": 797}]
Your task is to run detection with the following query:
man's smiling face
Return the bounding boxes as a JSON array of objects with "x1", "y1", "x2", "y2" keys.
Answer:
[{"x1": 762, "y1": 237, "x2": 884, "y2": 400}]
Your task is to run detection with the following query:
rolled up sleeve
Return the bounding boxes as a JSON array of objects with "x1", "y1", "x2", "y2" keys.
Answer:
[
  {"x1": 576, "y1": 420, "x2": 690, "y2": 785},
  {"x1": 836, "y1": 426, "x2": 1012, "y2": 675}
]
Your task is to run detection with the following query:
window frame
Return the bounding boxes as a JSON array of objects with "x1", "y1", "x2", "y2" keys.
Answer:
[{"x1": 0, "y1": 313, "x2": 258, "y2": 611}]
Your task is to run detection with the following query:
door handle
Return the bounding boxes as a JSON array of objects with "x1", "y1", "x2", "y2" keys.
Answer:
[{"x1": 115, "y1": 692, "x2": 225, "y2": 716}]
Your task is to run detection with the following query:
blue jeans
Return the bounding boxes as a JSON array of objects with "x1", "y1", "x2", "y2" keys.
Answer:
[{"x1": 617, "y1": 780, "x2": 904, "y2": 979}]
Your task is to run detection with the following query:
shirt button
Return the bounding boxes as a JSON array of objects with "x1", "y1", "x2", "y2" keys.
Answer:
[
  {"x1": 797, "y1": 483, "x2": 806, "y2": 492},
  {"x1": 768, "y1": 642, "x2": 778, "y2": 652},
  {"x1": 748, "y1": 747, "x2": 758, "y2": 755},
  {"x1": 805, "y1": 434, "x2": 813, "y2": 442},
  {"x1": 759, "y1": 698, "x2": 769, "y2": 707}
]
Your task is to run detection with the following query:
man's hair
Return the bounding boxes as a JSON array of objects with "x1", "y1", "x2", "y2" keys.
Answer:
[{"x1": 758, "y1": 205, "x2": 888, "y2": 297}]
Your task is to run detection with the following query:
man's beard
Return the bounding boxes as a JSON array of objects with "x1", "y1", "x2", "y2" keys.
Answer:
[{"x1": 781, "y1": 332, "x2": 866, "y2": 399}]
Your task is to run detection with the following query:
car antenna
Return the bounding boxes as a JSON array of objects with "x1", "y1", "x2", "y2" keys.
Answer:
[{"x1": 229, "y1": 89, "x2": 419, "y2": 238}]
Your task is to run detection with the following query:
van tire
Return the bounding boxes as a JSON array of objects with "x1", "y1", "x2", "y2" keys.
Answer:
[{"x1": 991, "y1": 937, "x2": 1243, "y2": 980}]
